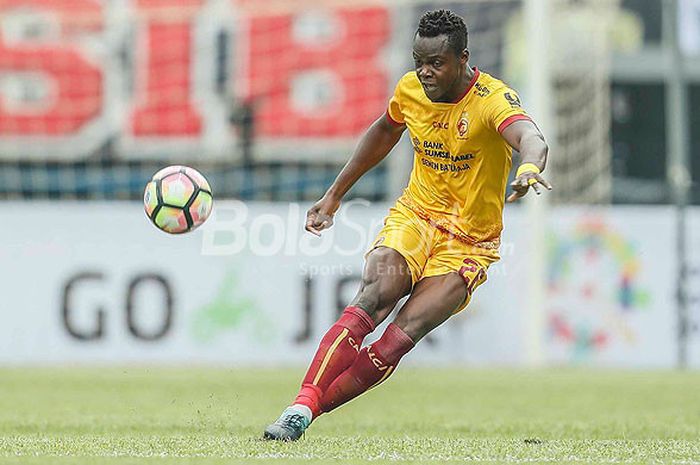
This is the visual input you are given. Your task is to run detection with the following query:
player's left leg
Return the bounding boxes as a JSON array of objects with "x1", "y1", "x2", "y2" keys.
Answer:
[
  {"x1": 263, "y1": 247, "x2": 414, "y2": 441},
  {"x1": 264, "y1": 203, "x2": 431, "y2": 441},
  {"x1": 319, "y1": 272, "x2": 468, "y2": 412}
]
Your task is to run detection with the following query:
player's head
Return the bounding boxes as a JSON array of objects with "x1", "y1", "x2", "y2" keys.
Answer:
[{"x1": 413, "y1": 9, "x2": 469, "y2": 102}]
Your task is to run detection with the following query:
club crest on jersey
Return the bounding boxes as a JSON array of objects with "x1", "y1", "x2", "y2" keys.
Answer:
[{"x1": 456, "y1": 112, "x2": 469, "y2": 139}]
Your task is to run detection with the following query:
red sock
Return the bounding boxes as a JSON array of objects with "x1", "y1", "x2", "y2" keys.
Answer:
[
  {"x1": 293, "y1": 306, "x2": 375, "y2": 417},
  {"x1": 319, "y1": 323, "x2": 414, "y2": 413}
]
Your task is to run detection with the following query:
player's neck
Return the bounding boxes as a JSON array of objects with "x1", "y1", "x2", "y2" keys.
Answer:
[
  {"x1": 464, "y1": 65, "x2": 475, "y2": 83},
  {"x1": 443, "y1": 66, "x2": 475, "y2": 103}
]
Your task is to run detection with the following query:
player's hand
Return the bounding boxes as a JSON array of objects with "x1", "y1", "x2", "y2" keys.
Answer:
[
  {"x1": 506, "y1": 171, "x2": 552, "y2": 203},
  {"x1": 305, "y1": 195, "x2": 340, "y2": 236}
]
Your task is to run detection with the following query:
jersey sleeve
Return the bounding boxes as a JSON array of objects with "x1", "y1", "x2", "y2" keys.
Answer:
[
  {"x1": 386, "y1": 77, "x2": 407, "y2": 126},
  {"x1": 483, "y1": 87, "x2": 531, "y2": 134}
]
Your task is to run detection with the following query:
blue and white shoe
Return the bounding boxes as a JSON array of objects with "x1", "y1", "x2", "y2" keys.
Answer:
[{"x1": 263, "y1": 405, "x2": 312, "y2": 441}]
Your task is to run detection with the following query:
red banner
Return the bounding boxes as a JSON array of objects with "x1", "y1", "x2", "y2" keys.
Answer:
[{"x1": 0, "y1": 0, "x2": 394, "y2": 156}]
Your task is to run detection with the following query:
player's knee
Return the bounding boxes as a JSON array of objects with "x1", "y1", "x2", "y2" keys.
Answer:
[
  {"x1": 444, "y1": 273, "x2": 469, "y2": 302},
  {"x1": 353, "y1": 248, "x2": 410, "y2": 318},
  {"x1": 354, "y1": 281, "x2": 395, "y2": 320},
  {"x1": 394, "y1": 275, "x2": 468, "y2": 341},
  {"x1": 353, "y1": 273, "x2": 384, "y2": 317},
  {"x1": 366, "y1": 247, "x2": 411, "y2": 282}
]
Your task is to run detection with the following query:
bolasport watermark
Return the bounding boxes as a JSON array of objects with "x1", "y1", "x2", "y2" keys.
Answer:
[
  {"x1": 200, "y1": 199, "x2": 384, "y2": 257},
  {"x1": 200, "y1": 199, "x2": 516, "y2": 277}
]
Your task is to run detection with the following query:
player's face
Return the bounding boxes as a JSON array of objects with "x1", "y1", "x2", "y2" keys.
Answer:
[{"x1": 412, "y1": 34, "x2": 466, "y2": 103}]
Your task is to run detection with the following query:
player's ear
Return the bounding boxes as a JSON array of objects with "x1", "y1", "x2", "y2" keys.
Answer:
[{"x1": 460, "y1": 49, "x2": 469, "y2": 65}]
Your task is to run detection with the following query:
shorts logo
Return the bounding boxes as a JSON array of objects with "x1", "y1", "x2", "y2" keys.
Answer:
[
  {"x1": 459, "y1": 258, "x2": 488, "y2": 296},
  {"x1": 456, "y1": 112, "x2": 469, "y2": 139}
]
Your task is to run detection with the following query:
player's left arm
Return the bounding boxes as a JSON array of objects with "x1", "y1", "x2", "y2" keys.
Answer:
[{"x1": 501, "y1": 119, "x2": 553, "y2": 202}]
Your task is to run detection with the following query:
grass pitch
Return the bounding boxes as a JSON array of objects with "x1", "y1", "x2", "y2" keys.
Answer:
[{"x1": 0, "y1": 368, "x2": 698, "y2": 464}]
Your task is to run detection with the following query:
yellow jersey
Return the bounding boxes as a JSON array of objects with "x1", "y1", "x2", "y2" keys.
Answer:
[{"x1": 386, "y1": 68, "x2": 530, "y2": 249}]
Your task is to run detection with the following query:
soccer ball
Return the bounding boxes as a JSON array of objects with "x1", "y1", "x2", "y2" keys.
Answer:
[{"x1": 144, "y1": 165, "x2": 213, "y2": 234}]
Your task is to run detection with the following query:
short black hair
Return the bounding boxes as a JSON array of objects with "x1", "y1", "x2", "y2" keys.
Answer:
[{"x1": 416, "y1": 9, "x2": 468, "y2": 56}]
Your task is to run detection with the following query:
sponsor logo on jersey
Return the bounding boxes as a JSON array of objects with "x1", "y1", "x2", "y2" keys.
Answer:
[
  {"x1": 412, "y1": 136, "x2": 423, "y2": 154},
  {"x1": 432, "y1": 121, "x2": 448, "y2": 129},
  {"x1": 504, "y1": 91, "x2": 522, "y2": 108},
  {"x1": 474, "y1": 82, "x2": 490, "y2": 97}
]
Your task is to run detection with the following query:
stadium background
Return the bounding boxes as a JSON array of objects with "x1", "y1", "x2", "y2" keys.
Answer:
[
  {"x1": 1, "y1": 0, "x2": 699, "y2": 369},
  {"x1": 2, "y1": 1, "x2": 700, "y2": 463}
]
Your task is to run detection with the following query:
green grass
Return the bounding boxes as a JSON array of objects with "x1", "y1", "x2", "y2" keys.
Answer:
[{"x1": 0, "y1": 368, "x2": 699, "y2": 464}]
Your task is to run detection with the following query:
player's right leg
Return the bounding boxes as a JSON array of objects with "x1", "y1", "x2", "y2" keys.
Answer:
[
  {"x1": 318, "y1": 271, "x2": 475, "y2": 414},
  {"x1": 293, "y1": 246, "x2": 413, "y2": 411},
  {"x1": 317, "y1": 229, "x2": 499, "y2": 413},
  {"x1": 263, "y1": 246, "x2": 412, "y2": 441}
]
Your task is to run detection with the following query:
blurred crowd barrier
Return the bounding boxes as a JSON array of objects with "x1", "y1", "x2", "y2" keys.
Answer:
[
  {"x1": 0, "y1": 0, "x2": 399, "y2": 160},
  {"x1": 1, "y1": 201, "x2": 698, "y2": 368},
  {"x1": 0, "y1": 0, "x2": 413, "y2": 199},
  {"x1": 0, "y1": 0, "x2": 625, "y2": 202}
]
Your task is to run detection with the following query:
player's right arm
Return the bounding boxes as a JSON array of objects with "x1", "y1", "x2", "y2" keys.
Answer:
[{"x1": 305, "y1": 114, "x2": 406, "y2": 236}]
